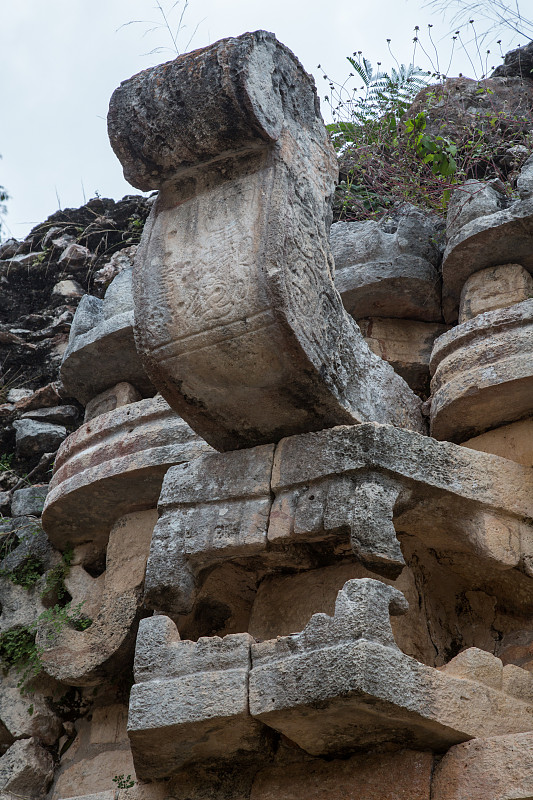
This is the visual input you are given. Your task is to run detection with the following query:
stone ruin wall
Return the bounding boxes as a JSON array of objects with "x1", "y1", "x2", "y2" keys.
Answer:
[{"x1": 0, "y1": 29, "x2": 532, "y2": 800}]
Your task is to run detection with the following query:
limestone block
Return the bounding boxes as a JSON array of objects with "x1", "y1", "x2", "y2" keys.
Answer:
[
  {"x1": 442, "y1": 176, "x2": 533, "y2": 322},
  {"x1": 459, "y1": 263, "x2": 533, "y2": 322},
  {"x1": 430, "y1": 300, "x2": 533, "y2": 442},
  {"x1": 330, "y1": 206, "x2": 442, "y2": 322},
  {"x1": 109, "y1": 30, "x2": 424, "y2": 450},
  {"x1": 13, "y1": 418, "x2": 67, "y2": 458},
  {"x1": 145, "y1": 421, "x2": 533, "y2": 619},
  {"x1": 357, "y1": 317, "x2": 449, "y2": 395},
  {"x1": 51, "y1": 750, "x2": 135, "y2": 800},
  {"x1": 42, "y1": 396, "x2": 212, "y2": 549},
  {"x1": 250, "y1": 749, "x2": 434, "y2": 800},
  {"x1": 84, "y1": 382, "x2": 142, "y2": 422},
  {"x1": 60, "y1": 269, "x2": 153, "y2": 404},
  {"x1": 144, "y1": 445, "x2": 275, "y2": 616},
  {"x1": 128, "y1": 616, "x2": 267, "y2": 780},
  {"x1": 271, "y1": 423, "x2": 533, "y2": 581},
  {"x1": 0, "y1": 668, "x2": 63, "y2": 747},
  {"x1": 249, "y1": 579, "x2": 533, "y2": 756},
  {"x1": 0, "y1": 738, "x2": 54, "y2": 799},
  {"x1": 10, "y1": 484, "x2": 49, "y2": 517},
  {"x1": 38, "y1": 509, "x2": 156, "y2": 686},
  {"x1": 431, "y1": 732, "x2": 533, "y2": 800},
  {"x1": 462, "y1": 417, "x2": 533, "y2": 466}
]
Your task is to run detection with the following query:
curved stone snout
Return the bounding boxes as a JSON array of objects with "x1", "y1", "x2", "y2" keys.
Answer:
[{"x1": 108, "y1": 30, "x2": 424, "y2": 451}]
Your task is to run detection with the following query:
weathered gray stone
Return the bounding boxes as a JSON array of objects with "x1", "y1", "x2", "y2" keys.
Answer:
[
  {"x1": 249, "y1": 579, "x2": 533, "y2": 756},
  {"x1": 0, "y1": 738, "x2": 54, "y2": 798},
  {"x1": 13, "y1": 418, "x2": 67, "y2": 458},
  {"x1": 84, "y1": 382, "x2": 142, "y2": 422},
  {"x1": 109, "y1": 30, "x2": 424, "y2": 450},
  {"x1": 145, "y1": 422, "x2": 533, "y2": 621},
  {"x1": 57, "y1": 242, "x2": 92, "y2": 266},
  {"x1": 144, "y1": 444, "x2": 274, "y2": 615},
  {"x1": 128, "y1": 615, "x2": 267, "y2": 779},
  {"x1": 5, "y1": 388, "x2": 32, "y2": 404},
  {"x1": 60, "y1": 269, "x2": 153, "y2": 404},
  {"x1": 10, "y1": 485, "x2": 49, "y2": 517},
  {"x1": 21, "y1": 404, "x2": 79, "y2": 425},
  {"x1": 0, "y1": 517, "x2": 52, "y2": 575},
  {"x1": 517, "y1": 152, "x2": 533, "y2": 200},
  {"x1": 330, "y1": 206, "x2": 442, "y2": 322},
  {"x1": 430, "y1": 300, "x2": 533, "y2": 442},
  {"x1": 442, "y1": 176, "x2": 533, "y2": 322},
  {"x1": 42, "y1": 396, "x2": 213, "y2": 549}
]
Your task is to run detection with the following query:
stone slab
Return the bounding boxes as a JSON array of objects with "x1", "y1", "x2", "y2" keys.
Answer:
[{"x1": 330, "y1": 205, "x2": 442, "y2": 322}]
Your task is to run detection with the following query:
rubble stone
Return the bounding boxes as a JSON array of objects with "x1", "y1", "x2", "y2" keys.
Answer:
[
  {"x1": 10, "y1": 484, "x2": 49, "y2": 517},
  {"x1": 13, "y1": 418, "x2": 67, "y2": 458},
  {"x1": 21, "y1": 404, "x2": 79, "y2": 425},
  {"x1": 330, "y1": 206, "x2": 442, "y2": 322},
  {"x1": 109, "y1": 30, "x2": 424, "y2": 450}
]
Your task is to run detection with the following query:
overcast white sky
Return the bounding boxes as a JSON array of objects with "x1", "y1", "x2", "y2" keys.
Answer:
[{"x1": 0, "y1": 0, "x2": 523, "y2": 240}]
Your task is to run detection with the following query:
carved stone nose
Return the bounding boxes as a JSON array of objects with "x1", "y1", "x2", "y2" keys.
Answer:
[{"x1": 108, "y1": 30, "x2": 424, "y2": 451}]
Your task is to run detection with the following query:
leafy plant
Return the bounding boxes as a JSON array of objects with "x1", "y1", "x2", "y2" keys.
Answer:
[
  {"x1": 0, "y1": 601, "x2": 92, "y2": 693},
  {"x1": 1, "y1": 555, "x2": 44, "y2": 589},
  {"x1": 112, "y1": 774, "x2": 135, "y2": 790},
  {"x1": 41, "y1": 545, "x2": 73, "y2": 601},
  {"x1": 0, "y1": 453, "x2": 13, "y2": 471}
]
